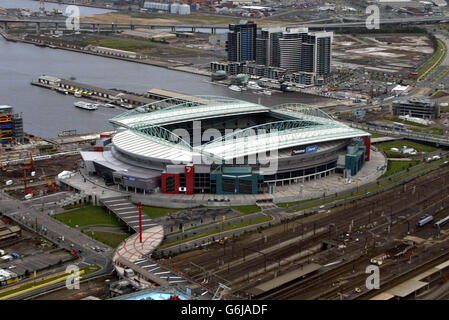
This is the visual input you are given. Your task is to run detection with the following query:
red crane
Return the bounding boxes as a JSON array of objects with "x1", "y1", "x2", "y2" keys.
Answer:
[{"x1": 23, "y1": 152, "x2": 35, "y2": 195}]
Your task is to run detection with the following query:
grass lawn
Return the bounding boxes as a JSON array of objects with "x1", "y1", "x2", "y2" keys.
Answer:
[
  {"x1": 432, "y1": 90, "x2": 449, "y2": 98},
  {"x1": 418, "y1": 39, "x2": 446, "y2": 81},
  {"x1": 54, "y1": 206, "x2": 126, "y2": 228},
  {"x1": 142, "y1": 206, "x2": 179, "y2": 219},
  {"x1": 368, "y1": 132, "x2": 385, "y2": 138},
  {"x1": 376, "y1": 140, "x2": 437, "y2": 158},
  {"x1": 83, "y1": 231, "x2": 129, "y2": 248},
  {"x1": 383, "y1": 115, "x2": 439, "y2": 133},
  {"x1": 62, "y1": 202, "x2": 91, "y2": 210},
  {"x1": 79, "y1": 36, "x2": 213, "y2": 58},
  {"x1": 87, "y1": 11, "x2": 284, "y2": 26},
  {"x1": 378, "y1": 160, "x2": 421, "y2": 179},
  {"x1": 231, "y1": 205, "x2": 261, "y2": 215},
  {"x1": 278, "y1": 197, "x2": 320, "y2": 208},
  {"x1": 285, "y1": 157, "x2": 447, "y2": 213},
  {"x1": 161, "y1": 215, "x2": 273, "y2": 248},
  {"x1": 410, "y1": 126, "x2": 444, "y2": 136}
]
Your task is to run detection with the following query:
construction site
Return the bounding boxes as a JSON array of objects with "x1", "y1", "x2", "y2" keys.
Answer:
[
  {"x1": 333, "y1": 34, "x2": 434, "y2": 78},
  {"x1": 0, "y1": 151, "x2": 81, "y2": 200}
]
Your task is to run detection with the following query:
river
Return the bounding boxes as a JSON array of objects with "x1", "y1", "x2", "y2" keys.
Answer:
[
  {"x1": 0, "y1": 6, "x2": 330, "y2": 138},
  {"x1": 0, "y1": 0, "x2": 114, "y2": 16}
]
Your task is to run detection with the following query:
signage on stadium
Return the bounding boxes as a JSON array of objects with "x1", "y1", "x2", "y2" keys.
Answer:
[{"x1": 291, "y1": 145, "x2": 319, "y2": 156}]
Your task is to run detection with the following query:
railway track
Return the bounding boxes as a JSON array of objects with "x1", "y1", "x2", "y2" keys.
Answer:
[
  {"x1": 274, "y1": 198, "x2": 449, "y2": 300},
  {"x1": 168, "y1": 166, "x2": 449, "y2": 296},
  {"x1": 356, "y1": 244, "x2": 449, "y2": 300},
  {"x1": 258, "y1": 254, "x2": 368, "y2": 300}
]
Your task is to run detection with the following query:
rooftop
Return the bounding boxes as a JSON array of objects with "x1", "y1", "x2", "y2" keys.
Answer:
[{"x1": 108, "y1": 97, "x2": 369, "y2": 163}]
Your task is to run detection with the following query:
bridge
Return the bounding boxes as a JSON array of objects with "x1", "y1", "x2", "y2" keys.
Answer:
[
  {"x1": 1, "y1": 15, "x2": 449, "y2": 34},
  {"x1": 0, "y1": 18, "x2": 228, "y2": 34},
  {"x1": 344, "y1": 120, "x2": 449, "y2": 148}
]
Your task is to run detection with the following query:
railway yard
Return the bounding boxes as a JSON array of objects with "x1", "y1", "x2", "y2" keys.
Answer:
[{"x1": 167, "y1": 165, "x2": 449, "y2": 300}]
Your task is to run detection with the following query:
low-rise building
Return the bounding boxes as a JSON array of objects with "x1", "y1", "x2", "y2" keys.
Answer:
[
  {"x1": 392, "y1": 98, "x2": 440, "y2": 119},
  {"x1": 86, "y1": 46, "x2": 139, "y2": 59},
  {"x1": 0, "y1": 220, "x2": 21, "y2": 241}
]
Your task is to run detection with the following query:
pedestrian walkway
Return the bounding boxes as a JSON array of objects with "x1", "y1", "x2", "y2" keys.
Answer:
[
  {"x1": 114, "y1": 225, "x2": 164, "y2": 263},
  {"x1": 101, "y1": 197, "x2": 156, "y2": 233},
  {"x1": 112, "y1": 225, "x2": 214, "y2": 295}
]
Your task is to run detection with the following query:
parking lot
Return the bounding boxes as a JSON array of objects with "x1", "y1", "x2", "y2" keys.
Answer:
[{"x1": 0, "y1": 231, "x2": 74, "y2": 277}]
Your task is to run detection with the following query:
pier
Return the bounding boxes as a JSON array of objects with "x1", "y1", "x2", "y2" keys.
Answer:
[{"x1": 32, "y1": 76, "x2": 156, "y2": 108}]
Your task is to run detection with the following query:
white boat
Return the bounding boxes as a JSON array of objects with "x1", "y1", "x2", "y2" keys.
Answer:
[
  {"x1": 263, "y1": 90, "x2": 272, "y2": 96},
  {"x1": 74, "y1": 91, "x2": 82, "y2": 98},
  {"x1": 74, "y1": 101, "x2": 97, "y2": 111},
  {"x1": 247, "y1": 82, "x2": 262, "y2": 90},
  {"x1": 56, "y1": 87, "x2": 68, "y2": 95},
  {"x1": 120, "y1": 104, "x2": 134, "y2": 110},
  {"x1": 229, "y1": 85, "x2": 242, "y2": 92}
]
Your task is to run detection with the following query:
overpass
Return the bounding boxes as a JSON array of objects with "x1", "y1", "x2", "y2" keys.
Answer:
[
  {"x1": 1, "y1": 15, "x2": 449, "y2": 34},
  {"x1": 0, "y1": 18, "x2": 228, "y2": 34},
  {"x1": 343, "y1": 120, "x2": 449, "y2": 148}
]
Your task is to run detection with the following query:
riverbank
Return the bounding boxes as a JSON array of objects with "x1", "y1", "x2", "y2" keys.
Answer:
[
  {"x1": 0, "y1": 28, "x2": 211, "y2": 77},
  {"x1": 0, "y1": 0, "x2": 115, "y2": 15},
  {"x1": 0, "y1": 25, "x2": 339, "y2": 138},
  {"x1": 35, "y1": 0, "x2": 116, "y2": 11},
  {"x1": 0, "y1": 29, "x2": 350, "y2": 107}
]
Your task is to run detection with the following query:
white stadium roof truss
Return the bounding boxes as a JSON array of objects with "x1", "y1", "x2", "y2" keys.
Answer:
[
  {"x1": 109, "y1": 99, "x2": 369, "y2": 163},
  {"x1": 200, "y1": 118, "x2": 369, "y2": 161},
  {"x1": 109, "y1": 96, "x2": 266, "y2": 128}
]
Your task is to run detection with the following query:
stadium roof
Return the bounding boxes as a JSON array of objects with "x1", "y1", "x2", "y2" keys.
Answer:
[
  {"x1": 110, "y1": 96, "x2": 269, "y2": 128},
  {"x1": 112, "y1": 129, "x2": 199, "y2": 163},
  {"x1": 109, "y1": 97, "x2": 370, "y2": 163}
]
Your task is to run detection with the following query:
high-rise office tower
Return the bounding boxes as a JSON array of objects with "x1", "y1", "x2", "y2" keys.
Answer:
[
  {"x1": 278, "y1": 28, "x2": 308, "y2": 73},
  {"x1": 300, "y1": 31, "x2": 333, "y2": 77},
  {"x1": 226, "y1": 23, "x2": 333, "y2": 84},
  {"x1": 226, "y1": 22, "x2": 257, "y2": 62},
  {"x1": 256, "y1": 27, "x2": 285, "y2": 67}
]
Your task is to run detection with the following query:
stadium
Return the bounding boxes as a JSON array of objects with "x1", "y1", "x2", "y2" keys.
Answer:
[{"x1": 81, "y1": 95, "x2": 371, "y2": 195}]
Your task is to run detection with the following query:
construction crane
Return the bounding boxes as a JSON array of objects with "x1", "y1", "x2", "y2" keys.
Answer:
[
  {"x1": 41, "y1": 168, "x2": 56, "y2": 192},
  {"x1": 23, "y1": 152, "x2": 34, "y2": 195}
]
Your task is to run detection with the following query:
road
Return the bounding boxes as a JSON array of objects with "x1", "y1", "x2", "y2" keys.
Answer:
[{"x1": 0, "y1": 190, "x2": 113, "y2": 283}]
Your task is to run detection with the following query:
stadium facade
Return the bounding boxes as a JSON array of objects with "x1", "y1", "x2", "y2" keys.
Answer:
[{"x1": 81, "y1": 96, "x2": 371, "y2": 195}]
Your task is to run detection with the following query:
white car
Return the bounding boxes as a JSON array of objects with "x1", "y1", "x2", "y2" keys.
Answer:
[{"x1": 8, "y1": 265, "x2": 16, "y2": 269}]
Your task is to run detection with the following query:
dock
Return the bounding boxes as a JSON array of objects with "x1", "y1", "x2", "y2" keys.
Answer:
[
  {"x1": 33, "y1": 75, "x2": 207, "y2": 109},
  {"x1": 32, "y1": 75, "x2": 156, "y2": 108}
]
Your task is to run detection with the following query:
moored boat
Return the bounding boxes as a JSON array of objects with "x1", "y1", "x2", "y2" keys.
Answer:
[
  {"x1": 74, "y1": 101, "x2": 97, "y2": 111},
  {"x1": 263, "y1": 89, "x2": 272, "y2": 96},
  {"x1": 228, "y1": 85, "x2": 242, "y2": 92}
]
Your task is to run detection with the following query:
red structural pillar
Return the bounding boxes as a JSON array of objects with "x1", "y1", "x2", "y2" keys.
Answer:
[
  {"x1": 161, "y1": 173, "x2": 180, "y2": 194},
  {"x1": 138, "y1": 201, "x2": 143, "y2": 243},
  {"x1": 364, "y1": 137, "x2": 371, "y2": 162},
  {"x1": 185, "y1": 165, "x2": 194, "y2": 195}
]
